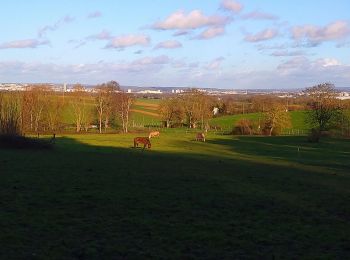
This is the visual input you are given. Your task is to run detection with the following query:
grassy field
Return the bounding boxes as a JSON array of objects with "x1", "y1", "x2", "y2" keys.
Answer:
[
  {"x1": 1, "y1": 132, "x2": 349, "y2": 258},
  {"x1": 209, "y1": 111, "x2": 308, "y2": 132}
]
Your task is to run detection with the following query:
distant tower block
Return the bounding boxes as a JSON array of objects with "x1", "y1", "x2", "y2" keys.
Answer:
[
  {"x1": 127, "y1": 89, "x2": 132, "y2": 93},
  {"x1": 63, "y1": 83, "x2": 67, "y2": 92}
]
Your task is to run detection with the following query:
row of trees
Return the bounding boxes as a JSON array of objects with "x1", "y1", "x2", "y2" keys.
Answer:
[
  {"x1": 0, "y1": 81, "x2": 133, "y2": 136},
  {"x1": 159, "y1": 89, "x2": 215, "y2": 129},
  {"x1": 234, "y1": 83, "x2": 350, "y2": 137},
  {"x1": 159, "y1": 83, "x2": 350, "y2": 137},
  {"x1": 1, "y1": 82, "x2": 349, "y2": 138},
  {"x1": 159, "y1": 89, "x2": 293, "y2": 135}
]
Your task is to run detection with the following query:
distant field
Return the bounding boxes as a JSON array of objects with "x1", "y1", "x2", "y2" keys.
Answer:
[
  {"x1": 130, "y1": 99, "x2": 161, "y2": 125},
  {"x1": 134, "y1": 98, "x2": 161, "y2": 105},
  {"x1": 209, "y1": 111, "x2": 308, "y2": 132},
  {"x1": 1, "y1": 132, "x2": 349, "y2": 258},
  {"x1": 53, "y1": 97, "x2": 310, "y2": 131}
]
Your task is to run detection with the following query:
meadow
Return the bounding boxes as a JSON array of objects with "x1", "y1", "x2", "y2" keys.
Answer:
[{"x1": 1, "y1": 131, "x2": 349, "y2": 258}]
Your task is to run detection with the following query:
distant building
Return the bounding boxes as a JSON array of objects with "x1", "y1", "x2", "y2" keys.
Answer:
[
  {"x1": 137, "y1": 89, "x2": 162, "y2": 94},
  {"x1": 127, "y1": 89, "x2": 132, "y2": 93}
]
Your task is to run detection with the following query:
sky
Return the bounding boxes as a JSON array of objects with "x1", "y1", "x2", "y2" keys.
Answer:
[{"x1": 0, "y1": 0, "x2": 349, "y2": 89}]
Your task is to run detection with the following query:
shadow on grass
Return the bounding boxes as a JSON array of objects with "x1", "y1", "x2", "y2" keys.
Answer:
[
  {"x1": 0, "y1": 134, "x2": 54, "y2": 149},
  {"x1": 0, "y1": 136, "x2": 349, "y2": 259}
]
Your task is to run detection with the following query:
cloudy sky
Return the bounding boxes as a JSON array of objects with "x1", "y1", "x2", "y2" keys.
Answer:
[{"x1": 0, "y1": 0, "x2": 349, "y2": 89}]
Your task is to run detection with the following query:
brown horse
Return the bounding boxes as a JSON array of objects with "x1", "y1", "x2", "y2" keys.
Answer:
[
  {"x1": 134, "y1": 137, "x2": 151, "y2": 149},
  {"x1": 196, "y1": 133, "x2": 206, "y2": 142},
  {"x1": 148, "y1": 131, "x2": 160, "y2": 139}
]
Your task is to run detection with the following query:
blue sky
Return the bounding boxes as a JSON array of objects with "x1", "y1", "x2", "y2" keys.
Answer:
[{"x1": 0, "y1": 0, "x2": 349, "y2": 88}]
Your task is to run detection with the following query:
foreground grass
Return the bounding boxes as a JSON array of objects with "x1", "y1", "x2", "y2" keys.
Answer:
[{"x1": 1, "y1": 132, "x2": 349, "y2": 258}]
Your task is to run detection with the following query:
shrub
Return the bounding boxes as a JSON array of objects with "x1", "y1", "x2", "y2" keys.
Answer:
[
  {"x1": 233, "y1": 119, "x2": 253, "y2": 135},
  {"x1": 307, "y1": 128, "x2": 320, "y2": 143}
]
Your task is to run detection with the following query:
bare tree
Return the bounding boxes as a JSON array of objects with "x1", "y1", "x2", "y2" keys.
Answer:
[
  {"x1": 45, "y1": 91, "x2": 64, "y2": 133},
  {"x1": 115, "y1": 92, "x2": 133, "y2": 133},
  {"x1": 70, "y1": 84, "x2": 87, "y2": 132},
  {"x1": 181, "y1": 89, "x2": 213, "y2": 128},
  {"x1": 159, "y1": 97, "x2": 184, "y2": 128},
  {"x1": 95, "y1": 81, "x2": 120, "y2": 133},
  {"x1": 22, "y1": 85, "x2": 50, "y2": 133}
]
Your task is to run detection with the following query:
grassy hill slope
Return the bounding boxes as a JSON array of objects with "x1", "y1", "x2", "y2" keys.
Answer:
[{"x1": 0, "y1": 133, "x2": 349, "y2": 258}]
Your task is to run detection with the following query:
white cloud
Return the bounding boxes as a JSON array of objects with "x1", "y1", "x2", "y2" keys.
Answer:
[
  {"x1": 153, "y1": 10, "x2": 230, "y2": 30},
  {"x1": 131, "y1": 55, "x2": 170, "y2": 66},
  {"x1": 242, "y1": 11, "x2": 278, "y2": 20},
  {"x1": 0, "y1": 56, "x2": 172, "y2": 84},
  {"x1": 315, "y1": 58, "x2": 341, "y2": 67},
  {"x1": 105, "y1": 34, "x2": 150, "y2": 49},
  {"x1": 196, "y1": 27, "x2": 225, "y2": 40},
  {"x1": 154, "y1": 40, "x2": 182, "y2": 49},
  {"x1": 1, "y1": 56, "x2": 349, "y2": 89},
  {"x1": 292, "y1": 20, "x2": 350, "y2": 45},
  {"x1": 220, "y1": 0, "x2": 243, "y2": 13},
  {"x1": 244, "y1": 29, "x2": 278, "y2": 42},
  {"x1": 277, "y1": 56, "x2": 343, "y2": 75},
  {"x1": 0, "y1": 39, "x2": 49, "y2": 49}
]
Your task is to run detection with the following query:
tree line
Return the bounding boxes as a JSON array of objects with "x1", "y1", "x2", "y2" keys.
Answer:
[
  {"x1": 0, "y1": 81, "x2": 133, "y2": 136},
  {"x1": 159, "y1": 84, "x2": 350, "y2": 137},
  {"x1": 1, "y1": 82, "x2": 350, "y2": 139}
]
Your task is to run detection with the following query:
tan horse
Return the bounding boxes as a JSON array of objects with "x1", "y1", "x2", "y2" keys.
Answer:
[
  {"x1": 149, "y1": 131, "x2": 160, "y2": 139},
  {"x1": 196, "y1": 133, "x2": 206, "y2": 142},
  {"x1": 134, "y1": 137, "x2": 151, "y2": 149}
]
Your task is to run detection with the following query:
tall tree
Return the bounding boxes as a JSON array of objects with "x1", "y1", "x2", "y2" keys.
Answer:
[
  {"x1": 159, "y1": 97, "x2": 184, "y2": 128},
  {"x1": 181, "y1": 89, "x2": 212, "y2": 128},
  {"x1": 71, "y1": 84, "x2": 87, "y2": 132},
  {"x1": 304, "y1": 83, "x2": 342, "y2": 131},
  {"x1": 114, "y1": 92, "x2": 132, "y2": 133},
  {"x1": 22, "y1": 85, "x2": 50, "y2": 133},
  {"x1": 95, "y1": 81, "x2": 120, "y2": 133},
  {"x1": 263, "y1": 103, "x2": 291, "y2": 136}
]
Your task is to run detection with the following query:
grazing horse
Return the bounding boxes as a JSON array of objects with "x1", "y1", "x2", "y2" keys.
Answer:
[
  {"x1": 149, "y1": 131, "x2": 160, "y2": 139},
  {"x1": 196, "y1": 133, "x2": 206, "y2": 142},
  {"x1": 134, "y1": 137, "x2": 151, "y2": 149}
]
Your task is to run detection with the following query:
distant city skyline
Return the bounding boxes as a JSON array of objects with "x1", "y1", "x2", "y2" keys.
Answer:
[{"x1": 0, "y1": 0, "x2": 349, "y2": 89}]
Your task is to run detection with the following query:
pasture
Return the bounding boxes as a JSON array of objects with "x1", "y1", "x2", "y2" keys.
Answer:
[
  {"x1": 209, "y1": 111, "x2": 308, "y2": 132},
  {"x1": 1, "y1": 132, "x2": 349, "y2": 258}
]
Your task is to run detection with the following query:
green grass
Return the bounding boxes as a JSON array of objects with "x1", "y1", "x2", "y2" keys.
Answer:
[
  {"x1": 129, "y1": 113, "x2": 161, "y2": 126},
  {"x1": 1, "y1": 132, "x2": 349, "y2": 258},
  {"x1": 135, "y1": 98, "x2": 161, "y2": 104},
  {"x1": 210, "y1": 111, "x2": 308, "y2": 131},
  {"x1": 290, "y1": 110, "x2": 308, "y2": 130}
]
